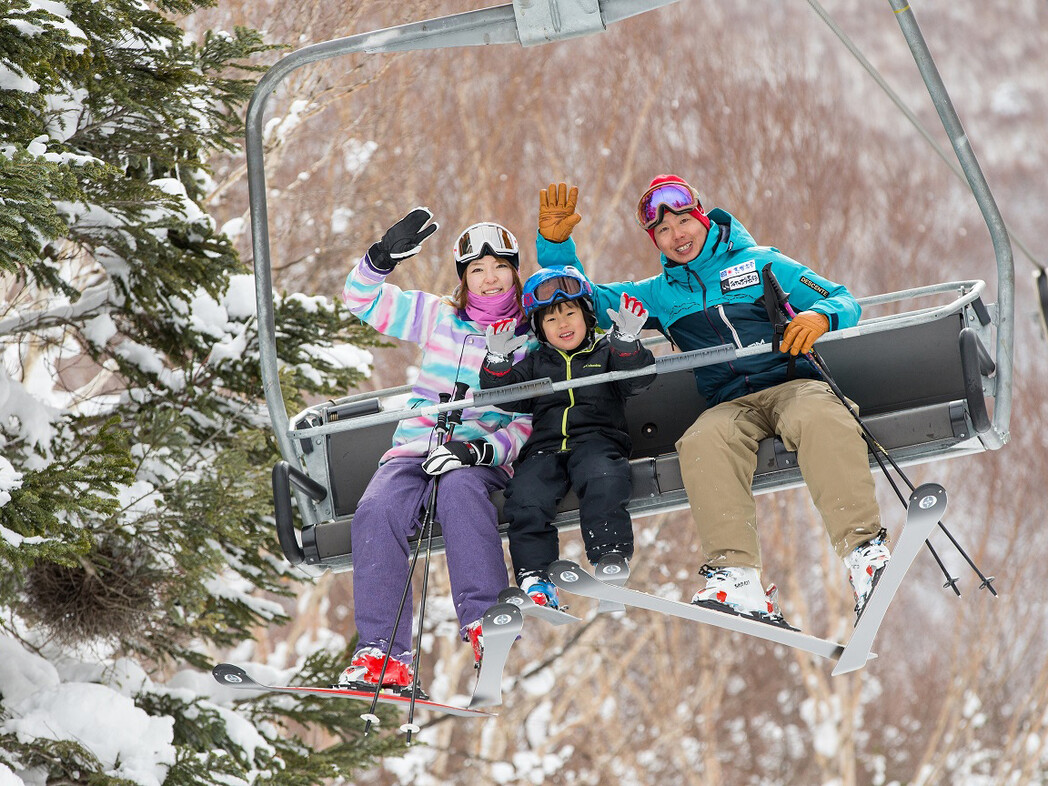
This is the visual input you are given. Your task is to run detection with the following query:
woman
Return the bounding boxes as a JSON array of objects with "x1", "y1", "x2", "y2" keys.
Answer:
[{"x1": 337, "y1": 207, "x2": 533, "y2": 696}]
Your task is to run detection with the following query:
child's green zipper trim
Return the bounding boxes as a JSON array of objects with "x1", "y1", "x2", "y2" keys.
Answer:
[
  {"x1": 554, "y1": 335, "x2": 598, "y2": 451},
  {"x1": 556, "y1": 347, "x2": 574, "y2": 451}
]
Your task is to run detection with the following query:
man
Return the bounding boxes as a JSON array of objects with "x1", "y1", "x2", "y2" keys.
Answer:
[{"x1": 535, "y1": 178, "x2": 890, "y2": 628}]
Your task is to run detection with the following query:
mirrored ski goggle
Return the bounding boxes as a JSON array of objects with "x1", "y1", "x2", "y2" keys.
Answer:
[
  {"x1": 522, "y1": 275, "x2": 588, "y2": 314},
  {"x1": 454, "y1": 222, "x2": 519, "y2": 264},
  {"x1": 635, "y1": 182, "x2": 700, "y2": 229}
]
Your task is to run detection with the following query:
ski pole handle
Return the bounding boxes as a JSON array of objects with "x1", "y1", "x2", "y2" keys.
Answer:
[
  {"x1": 762, "y1": 265, "x2": 789, "y2": 353},
  {"x1": 436, "y1": 383, "x2": 471, "y2": 447},
  {"x1": 435, "y1": 392, "x2": 452, "y2": 435},
  {"x1": 447, "y1": 382, "x2": 469, "y2": 429},
  {"x1": 762, "y1": 264, "x2": 798, "y2": 319}
]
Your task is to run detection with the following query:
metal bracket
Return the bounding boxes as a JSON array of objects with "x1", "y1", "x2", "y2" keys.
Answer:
[
  {"x1": 513, "y1": 0, "x2": 606, "y2": 46},
  {"x1": 772, "y1": 438, "x2": 798, "y2": 470}
]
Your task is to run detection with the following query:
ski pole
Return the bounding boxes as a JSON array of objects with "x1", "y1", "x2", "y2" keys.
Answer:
[
  {"x1": 360, "y1": 399, "x2": 449, "y2": 735},
  {"x1": 402, "y1": 381, "x2": 469, "y2": 742},
  {"x1": 762, "y1": 266, "x2": 994, "y2": 595},
  {"x1": 859, "y1": 433, "x2": 961, "y2": 596},
  {"x1": 361, "y1": 383, "x2": 467, "y2": 737},
  {"x1": 802, "y1": 346, "x2": 993, "y2": 595},
  {"x1": 759, "y1": 266, "x2": 959, "y2": 589},
  {"x1": 809, "y1": 353, "x2": 962, "y2": 595}
]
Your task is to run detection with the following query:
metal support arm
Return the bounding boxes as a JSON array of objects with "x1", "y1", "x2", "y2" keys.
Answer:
[{"x1": 888, "y1": 0, "x2": 1013, "y2": 447}]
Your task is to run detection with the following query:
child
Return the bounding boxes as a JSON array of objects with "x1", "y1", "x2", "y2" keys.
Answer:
[
  {"x1": 338, "y1": 208, "x2": 534, "y2": 695},
  {"x1": 479, "y1": 265, "x2": 655, "y2": 609}
]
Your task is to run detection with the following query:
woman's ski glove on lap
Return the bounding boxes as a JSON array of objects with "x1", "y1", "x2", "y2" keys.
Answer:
[{"x1": 422, "y1": 440, "x2": 496, "y2": 475}]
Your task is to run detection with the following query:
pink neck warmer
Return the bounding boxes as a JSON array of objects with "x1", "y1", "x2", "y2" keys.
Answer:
[{"x1": 465, "y1": 289, "x2": 522, "y2": 328}]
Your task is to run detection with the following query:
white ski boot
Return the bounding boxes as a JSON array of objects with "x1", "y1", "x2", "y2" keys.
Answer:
[
  {"x1": 692, "y1": 565, "x2": 795, "y2": 629},
  {"x1": 844, "y1": 529, "x2": 891, "y2": 619}
]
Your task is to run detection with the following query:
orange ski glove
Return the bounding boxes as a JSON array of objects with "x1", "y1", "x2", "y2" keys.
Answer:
[
  {"x1": 779, "y1": 311, "x2": 830, "y2": 356},
  {"x1": 538, "y1": 182, "x2": 582, "y2": 243}
]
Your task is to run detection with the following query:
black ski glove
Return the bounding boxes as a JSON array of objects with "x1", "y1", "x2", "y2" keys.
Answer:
[
  {"x1": 368, "y1": 207, "x2": 439, "y2": 273},
  {"x1": 421, "y1": 440, "x2": 496, "y2": 475}
]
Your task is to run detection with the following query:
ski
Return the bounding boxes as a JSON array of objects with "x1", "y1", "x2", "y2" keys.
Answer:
[
  {"x1": 832, "y1": 482, "x2": 947, "y2": 676},
  {"x1": 593, "y1": 551, "x2": 630, "y2": 614},
  {"x1": 211, "y1": 663, "x2": 495, "y2": 719},
  {"x1": 498, "y1": 586, "x2": 581, "y2": 626},
  {"x1": 548, "y1": 560, "x2": 859, "y2": 663},
  {"x1": 468, "y1": 602, "x2": 524, "y2": 709}
]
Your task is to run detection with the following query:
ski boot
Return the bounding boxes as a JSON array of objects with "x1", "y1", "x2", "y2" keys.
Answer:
[
  {"x1": 692, "y1": 565, "x2": 796, "y2": 630},
  {"x1": 844, "y1": 528, "x2": 891, "y2": 620},
  {"x1": 337, "y1": 646, "x2": 427, "y2": 699},
  {"x1": 465, "y1": 619, "x2": 484, "y2": 670},
  {"x1": 521, "y1": 576, "x2": 561, "y2": 610}
]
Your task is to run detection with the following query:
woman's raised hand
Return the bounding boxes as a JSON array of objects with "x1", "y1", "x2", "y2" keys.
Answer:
[{"x1": 368, "y1": 207, "x2": 439, "y2": 272}]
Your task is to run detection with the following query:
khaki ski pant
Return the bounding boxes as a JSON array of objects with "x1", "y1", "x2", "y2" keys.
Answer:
[{"x1": 675, "y1": 379, "x2": 882, "y2": 572}]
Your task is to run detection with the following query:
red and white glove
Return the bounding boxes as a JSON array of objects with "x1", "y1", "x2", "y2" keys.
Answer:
[
  {"x1": 606, "y1": 293, "x2": 648, "y2": 342},
  {"x1": 484, "y1": 318, "x2": 528, "y2": 363}
]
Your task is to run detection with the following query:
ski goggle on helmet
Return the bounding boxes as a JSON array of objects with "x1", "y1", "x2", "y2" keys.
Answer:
[
  {"x1": 521, "y1": 266, "x2": 593, "y2": 321},
  {"x1": 635, "y1": 181, "x2": 702, "y2": 229},
  {"x1": 453, "y1": 222, "x2": 520, "y2": 277}
]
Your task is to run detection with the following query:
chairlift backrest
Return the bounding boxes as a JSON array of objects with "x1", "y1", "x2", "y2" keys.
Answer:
[{"x1": 277, "y1": 284, "x2": 994, "y2": 572}]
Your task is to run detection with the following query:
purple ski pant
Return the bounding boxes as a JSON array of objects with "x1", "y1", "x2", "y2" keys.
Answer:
[{"x1": 350, "y1": 457, "x2": 510, "y2": 663}]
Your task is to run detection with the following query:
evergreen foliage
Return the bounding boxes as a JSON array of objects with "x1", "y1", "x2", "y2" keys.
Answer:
[
  {"x1": 130, "y1": 651, "x2": 407, "y2": 786},
  {"x1": 0, "y1": 0, "x2": 403, "y2": 782}
]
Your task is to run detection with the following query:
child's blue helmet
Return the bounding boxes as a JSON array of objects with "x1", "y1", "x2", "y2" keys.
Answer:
[{"x1": 522, "y1": 266, "x2": 593, "y2": 318}]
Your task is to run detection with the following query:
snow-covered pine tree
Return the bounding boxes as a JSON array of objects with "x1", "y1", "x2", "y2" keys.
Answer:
[{"x1": 0, "y1": 1, "x2": 401, "y2": 782}]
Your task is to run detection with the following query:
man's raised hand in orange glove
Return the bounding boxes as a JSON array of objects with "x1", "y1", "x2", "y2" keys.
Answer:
[
  {"x1": 779, "y1": 311, "x2": 830, "y2": 356},
  {"x1": 538, "y1": 182, "x2": 582, "y2": 243}
]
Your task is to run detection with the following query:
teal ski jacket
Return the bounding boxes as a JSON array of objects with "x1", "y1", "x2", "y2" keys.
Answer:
[{"x1": 536, "y1": 208, "x2": 861, "y2": 406}]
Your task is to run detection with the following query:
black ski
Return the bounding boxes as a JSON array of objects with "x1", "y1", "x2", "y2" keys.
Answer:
[
  {"x1": 832, "y1": 482, "x2": 947, "y2": 675},
  {"x1": 548, "y1": 560, "x2": 859, "y2": 663},
  {"x1": 498, "y1": 586, "x2": 580, "y2": 625},
  {"x1": 212, "y1": 663, "x2": 494, "y2": 719},
  {"x1": 468, "y1": 602, "x2": 524, "y2": 708}
]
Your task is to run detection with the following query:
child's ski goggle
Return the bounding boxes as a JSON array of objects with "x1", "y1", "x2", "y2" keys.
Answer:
[
  {"x1": 635, "y1": 182, "x2": 700, "y2": 229},
  {"x1": 454, "y1": 222, "x2": 519, "y2": 265}
]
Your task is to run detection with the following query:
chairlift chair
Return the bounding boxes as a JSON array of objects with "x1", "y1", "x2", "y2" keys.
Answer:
[{"x1": 247, "y1": 0, "x2": 1014, "y2": 575}]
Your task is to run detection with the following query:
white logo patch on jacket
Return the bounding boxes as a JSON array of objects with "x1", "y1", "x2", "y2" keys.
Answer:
[{"x1": 720, "y1": 259, "x2": 760, "y2": 294}]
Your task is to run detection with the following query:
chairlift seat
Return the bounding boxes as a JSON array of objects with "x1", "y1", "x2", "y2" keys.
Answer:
[{"x1": 284, "y1": 308, "x2": 990, "y2": 572}]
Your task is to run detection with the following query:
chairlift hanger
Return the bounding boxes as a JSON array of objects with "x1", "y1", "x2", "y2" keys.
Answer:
[{"x1": 245, "y1": 1, "x2": 1014, "y2": 575}]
